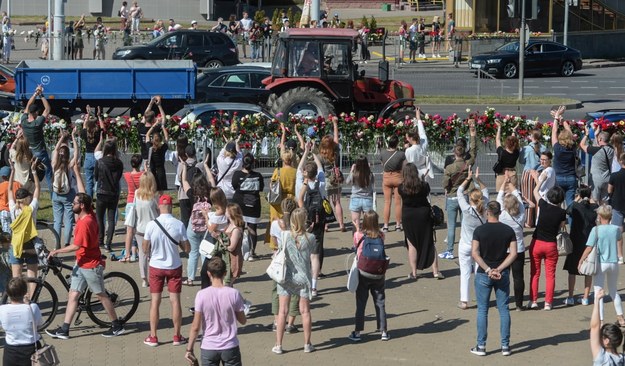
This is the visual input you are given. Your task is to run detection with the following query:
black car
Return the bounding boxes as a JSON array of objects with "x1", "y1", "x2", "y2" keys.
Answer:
[
  {"x1": 195, "y1": 65, "x2": 271, "y2": 104},
  {"x1": 113, "y1": 30, "x2": 239, "y2": 68},
  {"x1": 469, "y1": 40, "x2": 583, "y2": 78}
]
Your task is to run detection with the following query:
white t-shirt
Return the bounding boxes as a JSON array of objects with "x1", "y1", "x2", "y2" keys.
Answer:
[
  {"x1": 9, "y1": 198, "x2": 39, "y2": 225},
  {"x1": 144, "y1": 214, "x2": 188, "y2": 270},
  {"x1": 0, "y1": 303, "x2": 42, "y2": 345},
  {"x1": 216, "y1": 149, "x2": 243, "y2": 200},
  {"x1": 208, "y1": 212, "x2": 229, "y2": 233},
  {"x1": 240, "y1": 18, "x2": 253, "y2": 32},
  {"x1": 270, "y1": 220, "x2": 284, "y2": 247},
  {"x1": 537, "y1": 166, "x2": 556, "y2": 200},
  {"x1": 295, "y1": 169, "x2": 327, "y2": 199}
]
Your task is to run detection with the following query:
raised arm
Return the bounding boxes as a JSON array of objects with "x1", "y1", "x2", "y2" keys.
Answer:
[
  {"x1": 474, "y1": 166, "x2": 487, "y2": 191},
  {"x1": 145, "y1": 122, "x2": 158, "y2": 143},
  {"x1": 415, "y1": 107, "x2": 428, "y2": 149},
  {"x1": 332, "y1": 116, "x2": 339, "y2": 144},
  {"x1": 467, "y1": 119, "x2": 477, "y2": 166},
  {"x1": 25, "y1": 86, "x2": 41, "y2": 113},
  {"x1": 279, "y1": 122, "x2": 286, "y2": 151},
  {"x1": 180, "y1": 157, "x2": 191, "y2": 193},
  {"x1": 70, "y1": 127, "x2": 80, "y2": 168},
  {"x1": 457, "y1": 167, "x2": 472, "y2": 211},
  {"x1": 297, "y1": 141, "x2": 311, "y2": 173},
  {"x1": 580, "y1": 125, "x2": 590, "y2": 153},
  {"x1": 40, "y1": 89, "x2": 51, "y2": 118},
  {"x1": 550, "y1": 105, "x2": 565, "y2": 145},
  {"x1": 294, "y1": 123, "x2": 305, "y2": 151},
  {"x1": 31, "y1": 158, "x2": 41, "y2": 200},
  {"x1": 203, "y1": 155, "x2": 216, "y2": 187},
  {"x1": 144, "y1": 96, "x2": 155, "y2": 116},
  {"x1": 73, "y1": 156, "x2": 85, "y2": 194},
  {"x1": 495, "y1": 119, "x2": 502, "y2": 148},
  {"x1": 590, "y1": 288, "x2": 605, "y2": 359}
]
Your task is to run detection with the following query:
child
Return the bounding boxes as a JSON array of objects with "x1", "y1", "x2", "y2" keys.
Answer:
[
  {"x1": 225, "y1": 203, "x2": 245, "y2": 286},
  {"x1": 349, "y1": 210, "x2": 389, "y2": 342},
  {"x1": 346, "y1": 156, "x2": 375, "y2": 233},
  {"x1": 199, "y1": 187, "x2": 229, "y2": 289},
  {"x1": 120, "y1": 154, "x2": 143, "y2": 262},
  {"x1": 0, "y1": 166, "x2": 20, "y2": 233}
]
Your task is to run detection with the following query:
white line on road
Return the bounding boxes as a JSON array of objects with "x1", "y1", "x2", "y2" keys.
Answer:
[
  {"x1": 580, "y1": 86, "x2": 599, "y2": 89},
  {"x1": 570, "y1": 80, "x2": 589, "y2": 83},
  {"x1": 544, "y1": 80, "x2": 561, "y2": 83},
  {"x1": 551, "y1": 86, "x2": 569, "y2": 89},
  {"x1": 610, "y1": 87, "x2": 625, "y2": 89},
  {"x1": 576, "y1": 94, "x2": 597, "y2": 96},
  {"x1": 544, "y1": 93, "x2": 566, "y2": 95},
  {"x1": 525, "y1": 86, "x2": 539, "y2": 89}
]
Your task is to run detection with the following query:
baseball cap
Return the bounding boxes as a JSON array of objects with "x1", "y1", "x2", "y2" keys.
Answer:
[
  {"x1": 158, "y1": 194, "x2": 173, "y2": 205},
  {"x1": 191, "y1": 20, "x2": 198, "y2": 25},
  {"x1": 16, "y1": 188, "x2": 32, "y2": 200},
  {"x1": 225, "y1": 142, "x2": 236, "y2": 153},
  {"x1": 285, "y1": 139, "x2": 298, "y2": 151},
  {"x1": 0, "y1": 166, "x2": 10, "y2": 177}
]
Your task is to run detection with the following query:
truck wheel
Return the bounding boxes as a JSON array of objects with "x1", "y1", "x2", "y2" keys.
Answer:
[
  {"x1": 389, "y1": 106, "x2": 416, "y2": 122},
  {"x1": 269, "y1": 87, "x2": 335, "y2": 120}
]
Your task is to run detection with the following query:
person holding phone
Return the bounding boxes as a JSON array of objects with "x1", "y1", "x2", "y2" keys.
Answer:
[{"x1": 21, "y1": 85, "x2": 52, "y2": 194}]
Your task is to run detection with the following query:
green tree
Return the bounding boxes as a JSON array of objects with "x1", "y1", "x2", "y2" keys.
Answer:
[
  {"x1": 369, "y1": 15, "x2": 377, "y2": 30},
  {"x1": 254, "y1": 10, "x2": 266, "y2": 24},
  {"x1": 360, "y1": 15, "x2": 369, "y2": 28},
  {"x1": 287, "y1": 8, "x2": 294, "y2": 26}
]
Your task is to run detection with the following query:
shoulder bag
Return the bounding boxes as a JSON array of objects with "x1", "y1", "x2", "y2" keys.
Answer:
[
  {"x1": 492, "y1": 148, "x2": 504, "y2": 174},
  {"x1": 28, "y1": 304, "x2": 60, "y2": 366},
  {"x1": 266, "y1": 168, "x2": 282, "y2": 204},
  {"x1": 578, "y1": 227, "x2": 599, "y2": 276},
  {"x1": 574, "y1": 151, "x2": 586, "y2": 178},
  {"x1": 153, "y1": 219, "x2": 180, "y2": 246},
  {"x1": 199, "y1": 232, "x2": 216, "y2": 258},
  {"x1": 557, "y1": 230, "x2": 573, "y2": 256},
  {"x1": 215, "y1": 157, "x2": 236, "y2": 186},
  {"x1": 266, "y1": 231, "x2": 288, "y2": 284}
]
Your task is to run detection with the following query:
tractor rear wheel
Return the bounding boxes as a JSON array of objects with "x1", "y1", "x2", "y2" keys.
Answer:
[
  {"x1": 389, "y1": 106, "x2": 416, "y2": 122},
  {"x1": 269, "y1": 87, "x2": 335, "y2": 120}
]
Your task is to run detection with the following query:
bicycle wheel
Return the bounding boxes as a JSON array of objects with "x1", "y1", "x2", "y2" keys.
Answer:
[
  {"x1": 85, "y1": 271, "x2": 140, "y2": 327},
  {"x1": 1, "y1": 278, "x2": 60, "y2": 330},
  {"x1": 36, "y1": 221, "x2": 61, "y2": 250}
]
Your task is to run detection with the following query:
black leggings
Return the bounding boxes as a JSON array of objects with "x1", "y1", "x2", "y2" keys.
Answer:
[
  {"x1": 312, "y1": 224, "x2": 325, "y2": 271},
  {"x1": 96, "y1": 194, "x2": 119, "y2": 246},
  {"x1": 246, "y1": 223, "x2": 258, "y2": 255},
  {"x1": 511, "y1": 251, "x2": 526, "y2": 307}
]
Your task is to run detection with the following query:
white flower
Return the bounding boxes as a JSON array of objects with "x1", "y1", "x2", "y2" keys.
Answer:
[
  {"x1": 165, "y1": 115, "x2": 171, "y2": 120},
  {"x1": 74, "y1": 118, "x2": 84, "y2": 125},
  {"x1": 424, "y1": 114, "x2": 430, "y2": 119},
  {"x1": 397, "y1": 121, "x2": 404, "y2": 127},
  {"x1": 465, "y1": 108, "x2": 471, "y2": 113},
  {"x1": 544, "y1": 136, "x2": 550, "y2": 141},
  {"x1": 103, "y1": 113, "x2": 109, "y2": 118}
]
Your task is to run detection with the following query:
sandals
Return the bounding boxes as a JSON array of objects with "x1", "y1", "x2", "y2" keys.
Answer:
[
  {"x1": 433, "y1": 272, "x2": 445, "y2": 280},
  {"x1": 183, "y1": 279, "x2": 194, "y2": 286},
  {"x1": 382, "y1": 227, "x2": 389, "y2": 233},
  {"x1": 118, "y1": 256, "x2": 131, "y2": 263}
]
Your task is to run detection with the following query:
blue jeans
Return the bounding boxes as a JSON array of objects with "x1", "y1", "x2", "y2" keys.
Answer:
[
  {"x1": 32, "y1": 149, "x2": 52, "y2": 195},
  {"x1": 555, "y1": 174, "x2": 577, "y2": 208},
  {"x1": 475, "y1": 270, "x2": 511, "y2": 349},
  {"x1": 84, "y1": 153, "x2": 96, "y2": 198},
  {"x1": 186, "y1": 226, "x2": 206, "y2": 281},
  {"x1": 52, "y1": 189, "x2": 76, "y2": 247},
  {"x1": 445, "y1": 197, "x2": 461, "y2": 253}
]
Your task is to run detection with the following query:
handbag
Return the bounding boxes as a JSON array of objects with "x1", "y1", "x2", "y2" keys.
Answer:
[
  {"x1": 322, "y1": 198, "x2": 337, "y2": 223},
  {"x1": 574, "y1": 153, "x2": 585, "y2": 178},
  {"x1": 492, "y1": 148, "x2": 504, "y2": 174},
  {"x1": 578, "y1": 227, "x2": 599, "y2": 276},
  {"x1": 266, "y1": 231, "x2": 288, "y2": 284},
  {"x1": 346, "y1": 256, "x2": 359, "y2": 293},
  {"x1": 199, "y1": 232, "x2": 216, "y2": 258},
  {"x1": 28, "y1": 304, "x2": 60, "y2": 366},
  {"x1": 266, "y1": 168, "x2": 282, "y2": 204},
  {"x1": 557, "y1": 230, "x2": 573, "y2": 256},
  {"x1": 430, "y1": 205, "x2": 445, "y2": 227}
]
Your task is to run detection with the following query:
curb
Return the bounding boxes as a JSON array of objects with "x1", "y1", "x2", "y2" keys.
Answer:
[
  {"x1": 417, "y1": 101, "x2": 584, "y2": 111},
  {"x1": 584, "y1": 62, "x2": 625, "y2": 69}
]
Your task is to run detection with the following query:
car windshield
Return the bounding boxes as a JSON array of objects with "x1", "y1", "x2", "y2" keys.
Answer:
[
  {"x1": 496, "y1": 42, "x2": 520, "y2": 53},
  {"x1": 146, "y1": 33, "x2": 169, "y2": 46}
]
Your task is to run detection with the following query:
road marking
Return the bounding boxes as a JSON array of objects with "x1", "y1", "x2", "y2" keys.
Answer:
[
  {"x1": 544, "y1": 80, "x2": 561, "y2": 83},
  {"x1": 570, "y1": 80, "x2": 588, "y2": 83},
  {"x1": 580, "y1": 86, "x2": 599, "y2": 89},
  {"x1": 544, "y1": 93, "x2": 566, "y2": 95},
  {"x1": 610, "y1": 87, "x2": 625, "y2": 89},
  {"x1": 576, "y1": 94, "x2": 597, "y2": 96},
  {"x1": 525, "y1": 86, "x2": 539, "y2": 89},
  {"x1": 607, "y1": 94, "x2": 625, "y2": 96},
  {"x1": 551, "y1": 86, "x2": 569, "y2": 89}
]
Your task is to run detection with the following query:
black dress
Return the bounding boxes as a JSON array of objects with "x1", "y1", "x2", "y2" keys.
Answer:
[
  {"x1": 399, "y1": 182, "x2": 435, "y2": 270},
  {"x1": 563, "y1": 201, "x2": 598, "y2": 275},
  {"x1": 150, "y1": 144, "x2": 168, "y2": 191}
]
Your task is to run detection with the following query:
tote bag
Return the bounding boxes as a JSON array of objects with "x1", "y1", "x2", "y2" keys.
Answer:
[
  {"x1": 266, "y1": 231, "x2": 288, "y2": 284},
  {"x1": 578, "y1": 228, "x2": 599, "y2": 276},
  {"x1": 266, "y1": 168, "x2": 282, "y2": 204}
]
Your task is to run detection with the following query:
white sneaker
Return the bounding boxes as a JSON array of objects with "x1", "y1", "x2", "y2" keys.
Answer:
[
  {"x1": 437, "y1": 54, "x2": 441, "y2": 58},
  {"x1": 304, "y1": 343, "x2": 315, "y2": 353},
  {"x1": 564, "y1": 297, "x2": 574, "y2": 306},
  {"x1": 619, "y1": 257, "x2": 624, "y2": 264},
  {"x1": 243, "y1": 300, "x2": 252, "y2": 316},
  {"x1": 272, "y1": 345, "x2": 283, "y2": 354}
]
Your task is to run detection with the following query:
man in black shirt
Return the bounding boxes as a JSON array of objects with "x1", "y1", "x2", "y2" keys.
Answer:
[
  {"x1": 137, "y1": 96, "x2": 165, "y2": 168},
  {"x1": 471, "y1": 201, "x2": 517, "y2": 357},
  {"x1": 21, "y1": 85, "x2": 53, "y2": 193},
  {"x1": 608, "y1": 152, "x2": 625, "y2": 229}
]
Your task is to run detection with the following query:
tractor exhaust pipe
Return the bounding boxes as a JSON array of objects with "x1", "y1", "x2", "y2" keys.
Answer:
[{"x1": 379, "y1": 31, "x2": 389, "y2": 82}]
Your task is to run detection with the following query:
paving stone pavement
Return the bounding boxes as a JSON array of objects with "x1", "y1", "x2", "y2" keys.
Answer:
[{"x1": 0, "y1": 195, "x2": 608, "y2": 365}]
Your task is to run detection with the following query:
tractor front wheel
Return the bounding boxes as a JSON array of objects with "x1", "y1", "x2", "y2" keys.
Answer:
[{"x1": 269, "y1": 87, "x2": 335, "y2": 120}]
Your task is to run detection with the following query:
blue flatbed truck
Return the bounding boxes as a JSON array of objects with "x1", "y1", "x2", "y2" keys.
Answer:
[{"x1": 14, "y1": 60, "x2": 196, "y2": 118}]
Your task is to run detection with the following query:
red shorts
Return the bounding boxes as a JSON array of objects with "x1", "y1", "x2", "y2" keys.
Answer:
[{"x1": 148, "y1": 266, "x2": 182, "y2": 294}]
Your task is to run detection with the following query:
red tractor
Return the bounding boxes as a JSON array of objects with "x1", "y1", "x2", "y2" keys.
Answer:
[{"x1": 263, "y1": 28, "x2": 415, "y2": 120}]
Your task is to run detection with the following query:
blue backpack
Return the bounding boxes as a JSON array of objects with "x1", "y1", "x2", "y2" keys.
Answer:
[{"x1": 357, "y1": 235, "x2": 389, "y2": 277}]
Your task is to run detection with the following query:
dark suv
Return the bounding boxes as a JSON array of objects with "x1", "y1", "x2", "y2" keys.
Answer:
[{"x1": 113, "y1": 30, "x2": 239, "y2": 68}]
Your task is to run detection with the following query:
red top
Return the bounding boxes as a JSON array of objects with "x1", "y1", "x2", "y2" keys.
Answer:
[
  {"x1": 124, "y1": 171, "x2": 142, "y2": 203},
  {"x1": 75, "y1": 213, "x2": 102, "y2": 269},
  {"x1": 0, "y1": 181, "x2": 21, "y2": 211}
]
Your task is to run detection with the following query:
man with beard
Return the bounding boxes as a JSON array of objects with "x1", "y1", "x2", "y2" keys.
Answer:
[{"x1": 45, "y1": 165, "x2": 125, "y2": 339}]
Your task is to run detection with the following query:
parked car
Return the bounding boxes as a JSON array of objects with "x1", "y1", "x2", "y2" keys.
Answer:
[
  {"x1": 174, "y1": 102, "x2": 272, "y2": 126},
  {"x1": 0, "y1": 92, "x2": 19, "y2": 111},
  {"x1": 469, "y1": 40, "x2": 583, "y2": 78},
  {"x1": 585, "y1": 109, "x2": 625, "y2": 123},
  {"x1": 195, "y1": 65, "x2": 271, "y2": 104},
  {"x1": 0, "y1": 64, "x2": 15, "y2": 93},
  {"x1": 112, "y1": 30, "x2": 239, "y2": 68}
]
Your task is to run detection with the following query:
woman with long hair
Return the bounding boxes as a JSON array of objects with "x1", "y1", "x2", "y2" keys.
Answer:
[
  {"x1": 232, "y1": 153, "x2": 264, "y2": 261},
  {"x1": 529, "y1": 186, "x2": 567, "y2": 310},
  {"x1": 496, "y1": 173, "x2": 527, "y2": 310},
  {"x1": 95, "y1": 140, "x2": 124, "y2": 252},
  {"x1": 199, "y1": 187, "x2": 230, "y2": 289},
  {"x1": 216, "y1": 139, "x2": 243, "y2": 200},
  {"x1": 494, "y1": 120, "x2": 520, "y2": 190},
  {"x1": 346, "y1": 156, "x2": 374, "y2": 233},
  {"x1": 610, "y1": 133, "x2": 623, "y2": 173},
  {"x1": 563, "y1": 185, "x2": 597, "y2": 306},
  {"x1": 9, "y1": 134, "x2": 34, "y2": 193},
  {"x1": 589, "y1": 288, "x2": 624, "y2": 364},
  {"x1": 265, "y1": 148, "x2": 297, "y2": 251},
  {"x1": 399, "y1": 163, "x2": 443, "y2": 280},
  {"x1": 319, "y1": 116, "x2": 345, "y2": 232},
  {"x1": 120, "y1": 154, "x2": 143, "y2": 262},
  {"x1": 349, "y1": 210, "x2": 389, "y2": 342},
  {"x1": 379, "y1": 134, "x2": 405, "y2": 232},
  {"x1": 181, "y1": 160, "x2": 211, "y2": 286},
  {"x1": 82, "y1": 114, "x2": 103, "y2": 197},
  {"x1": 519, "y1": 129, "x2": 546, "y2": 227},
  {"x1": 457, "y1": 167, "x2": 488, "y2": 309},
  {"x1": 273, "y1": 208, "x2": 316, "y2": 355},
  {"x1": 132, "y1": 172, "x2": 158, "y2": 288},
  {"x1": 51, "y1": 128, "x2": 79, "y2": 247},
  {"x1": 269, "y1": 198, "x2": 300, "y2": 333},
  {"x1": 225, "y1": 203, "x2": 245, "y2": 286},
  {"x1": 146, "y1": 120, "x2": 170, "y2": 194},
  {"x1": 551, "y1": 106, "x2": 578, "y2": 207},
  {"x1": 175, "y1": 136, "x2": 192, "y2": 228},
  {"x1": 580, "y1": 205, "x2": 624, "y2": 325}
]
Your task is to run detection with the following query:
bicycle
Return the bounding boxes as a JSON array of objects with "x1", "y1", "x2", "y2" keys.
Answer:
[
  {"x1": 36, "y1": 221, "x2": 61, "y2": 250},
  {"x1": 2, "y1": 254, "x2": 140, "y2": 331}
]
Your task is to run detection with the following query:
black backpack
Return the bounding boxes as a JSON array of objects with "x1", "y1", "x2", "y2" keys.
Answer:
[
  {"x1": 304, "y1": 181, "x2": 325, "y2": 226},
  {"x1": 186, "y1": 163, "x2": 202, "y2": 185}
]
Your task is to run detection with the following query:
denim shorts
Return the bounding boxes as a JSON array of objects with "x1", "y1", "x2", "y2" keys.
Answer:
[
  {"x1": 70, "y1": 265, "x2": 106, "y2": 295},
  {"x1": 349, "y1": 196, "x2": 373, "y2": 213},
  {"x1": 7, "y1": 244, "x2": 38, "y2": 265}
]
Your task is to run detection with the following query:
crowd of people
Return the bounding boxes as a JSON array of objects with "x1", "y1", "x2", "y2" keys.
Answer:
[{"x1": 1, "y1": 91, "x2": 625, "y2": 365}]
